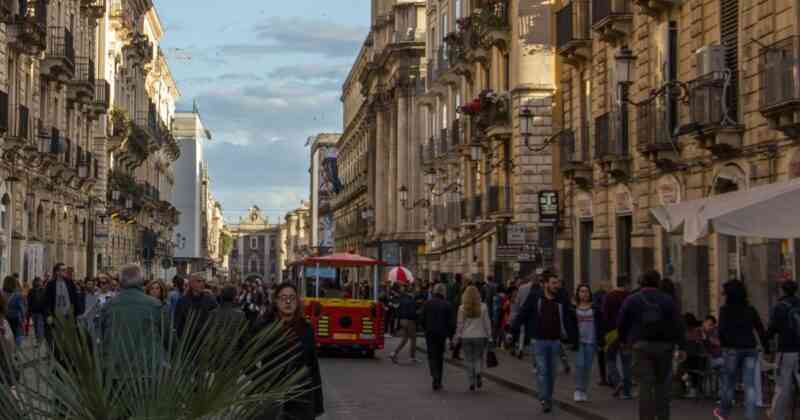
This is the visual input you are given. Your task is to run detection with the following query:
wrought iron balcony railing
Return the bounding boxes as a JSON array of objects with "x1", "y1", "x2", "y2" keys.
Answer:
[
  {"x1": 594, "y1": 110, "x2": 628, "y2": 159},
  {"x1": 636, "y1": 97, "x2": 674, "y2": 152},
  {"x1": 556, "y1": 0, "x2": 591, "y2": 51},
  {"x1": 46, "y1": 26, "x2": 75, "y2": 70},
  {"x1": 488, "y1": 185, "x2": 512, "y2": 214}
]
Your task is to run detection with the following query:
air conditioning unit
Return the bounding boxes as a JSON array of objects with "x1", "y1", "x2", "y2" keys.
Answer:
[{"x1": 695, "y1": 45, "x2": 726, "y2": 77}]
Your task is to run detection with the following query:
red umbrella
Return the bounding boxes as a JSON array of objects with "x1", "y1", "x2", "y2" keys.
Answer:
[{"x1": 388, "y1": 266, "x2": 414, "y2": 285}]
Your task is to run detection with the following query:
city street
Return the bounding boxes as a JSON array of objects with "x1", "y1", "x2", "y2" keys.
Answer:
[{"x1": 318, "y1": 337, "x2": 582, "y2": 420}]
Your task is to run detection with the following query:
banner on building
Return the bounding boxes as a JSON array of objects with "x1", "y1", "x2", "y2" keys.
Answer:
[{"x1": 507, "y1": 224, "x2": 527, "y2": 245}]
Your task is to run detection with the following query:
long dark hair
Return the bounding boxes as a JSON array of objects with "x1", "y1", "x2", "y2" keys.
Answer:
[
  {"x1": 575, "y1": 283, "x2": 593, "y2": 305},
  {"x1": 723, "y1": 279, "x2": 749, "y2": 306},
  {"x1": 272, "y1": 283, "x2": 306, "y2": 337}
]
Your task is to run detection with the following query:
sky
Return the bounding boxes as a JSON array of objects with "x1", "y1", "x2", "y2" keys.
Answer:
[{"x1": 153, "y1": 0, "x2": 370, "y2": 223}]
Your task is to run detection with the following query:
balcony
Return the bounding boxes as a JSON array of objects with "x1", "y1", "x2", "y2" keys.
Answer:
[
  {"x1": 7, "y1": 0, "x2": 47, "y2": 54},
  {"x1": 468, "y1": 90, "x2": 511, "y2": 138},
  {"x1": 42, "y1": 27, "x2": 75, "y2": 81},
  {"x1": 594, "y1": 111, "x2": 631, "y2": 179},
  {"x1": 93, "y1": 79, "x2": 110, "y2": 114},
  {"x1": 558, "y1": 128, "x2": 592, "y2": 186},
  {"x1": 687, "y1": 72, "x2": 743, "y2": 155},
  {"x1": 759, "y1": 36, "x2": 800, "y2": 139},
  {"x1": 436, "y1": 131, "x2": 450, "y2": 158},
  {"x1": 636, "y1": 97, "x2": 682, "y2": 167},
  {"x1": 4, "y1": 105, "x2": 29, "y2": 150},
  {"x1": 447, "y1": 202, "x2": 461, "y2": 228},
  {"x1": 633, "y1": 0, "x2": 681, "y2": 17},
  {"x1": 420, "y1": 140, "x2": 436, "y2": 168},
  {"x1": 591, "y1": 0, "x2": 632, "y2": 44},
  {"x1": 0, "y1": 92, "x2": 7, "y2": 135},
  {"x1": 0, "y1": 0, "x2": 10, "y2": 21},
  {"x1": 556, "y1": 0, "x2": 591, "y2": 65},
  {"x1": 124, "y1": 33, "x2": 153, "y2": 65},
  {"x1": 110, "y1": 0, "x2": 134, "y2": 37},
  {"x1": 68, "y1": 57, "x2": 95, "y2": 104},
  {"x1": 472, "y1": 0, "x2": 511, "y2": 49},
  {"x1": 80, "y1": 0, "x2": 107, "y2": 19},
  {"x1": 488, "y1": 185, "x2": 512, "y2": 217}
]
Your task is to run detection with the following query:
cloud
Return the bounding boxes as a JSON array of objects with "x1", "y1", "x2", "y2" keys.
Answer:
[
  {"x1": 267, "y1": 63, "x2": 349, "y2": 81},
  {"x1": 218, "y1": 17, "x2": 366, "y2": 58},
  {"x1": 218, "y1": 73, "x2": 263, "y2": 81}
]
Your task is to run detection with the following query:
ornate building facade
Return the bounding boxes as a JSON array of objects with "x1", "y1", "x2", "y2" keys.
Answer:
[
  {"x1": 553, "y1": 0, "x2": 800, "y2": 316},
  {"x1": 0, "y1": 0, "x2": 180, "y2": 282},
  {"x1": 227, "y1": 206, "x2": 281, "y2": 284}
]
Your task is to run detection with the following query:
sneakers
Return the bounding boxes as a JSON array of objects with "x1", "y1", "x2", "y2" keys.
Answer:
[
  {"x1": 410, "y1": 357, "x2": 421, "y2": 363},
  {"x1": 573, "y1": 391, "x2": 588, "y2": 402},
  {"x1": 389, "y1": 353, "x2": 398, "y2": 364},
  {"x1": 476, "y1": 374, "x2": 483, "y2": 389},
  {"x1": 713, "y1": 407, "x2": 728, "y2": 420},
  {"x1": 542, "y1": 400, "x2": 552, "y2": 413}
]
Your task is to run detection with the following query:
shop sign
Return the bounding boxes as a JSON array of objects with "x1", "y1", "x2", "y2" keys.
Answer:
[
  {"x1": 518, "y1": 243, "x2": 539, "y2": 262},
  {"x1": 657, "y1": 176, "x2": 681, "y2": 206},
  {"x1": 615, "y1": 185, "x2": 634, "y2": 215},
  {"x1": 382, "y1": 242, "x2": 401, "y2": 266},
  {"x1": 507, "y1": 224, "x2": 527, "y2": 245},
  {"x1": 538, "y1": 190, "x2": 559, "y2": 224},
  {"x1": 496, "y1": 244, "x2": 523, "y2": 262},
  {"x1": 576, "y1": 192, "x2": 593, "y2": 219}
]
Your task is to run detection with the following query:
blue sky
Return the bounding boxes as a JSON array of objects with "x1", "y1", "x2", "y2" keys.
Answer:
[{"x1": 153, "y1": 0, "x2": 370, "y2": 223}]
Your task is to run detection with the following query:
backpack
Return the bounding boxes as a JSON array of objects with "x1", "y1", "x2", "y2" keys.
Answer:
[
  {"x1": 639, "y1": 293, "x2": 667, "y2": 341},
  {"x1": 6, "y1": 293, "x2": 24, "y2": 321},
  {"x1": 783, "y1": 301, "x2": 800, "y2": 340}
]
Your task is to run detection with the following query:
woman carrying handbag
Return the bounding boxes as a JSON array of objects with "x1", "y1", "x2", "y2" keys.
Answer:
[{"x1": 455, "y1": 285, "x2": 492, "y2": 391}]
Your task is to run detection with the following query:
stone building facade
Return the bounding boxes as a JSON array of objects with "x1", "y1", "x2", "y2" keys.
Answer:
[
  {"x1": 281, "y1": 203, "x2": 311, "y2": 280},
  {"x1": 227, "y1": 206, "x2": 282, "y2": 284},
  {"x1": 0, "y1": 0, "x2": 180, "y2": 282},
  {"x1": 553, "y1": 0, "x2": 800, "y2": 316},
  {"x1": 417, "y1": 0, "x2": 556, "y2": 285}
]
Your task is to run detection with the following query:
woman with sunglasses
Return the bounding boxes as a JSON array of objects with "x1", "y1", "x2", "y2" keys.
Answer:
[{"x1": 265, "y1": 283, "x2": 324, "y2": 420}]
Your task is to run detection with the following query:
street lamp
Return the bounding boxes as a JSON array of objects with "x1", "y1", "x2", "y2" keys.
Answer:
[
  {"x1": 470, "y1": 143, "x2": 483, "y2": 162},
  {"x1": 399, "y1": 185, "x2": 431, "y2": 210},
  {"x1": 519, "y1": 106, "x2": 535, "y2": 149},
  {"x1": 614, "y1": 46, "x2": 636, "y2": 86}
]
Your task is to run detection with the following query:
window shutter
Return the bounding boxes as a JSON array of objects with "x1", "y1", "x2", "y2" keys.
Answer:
[{"x1": 720, "y1": 0, "x2": 739, "y2": 118}]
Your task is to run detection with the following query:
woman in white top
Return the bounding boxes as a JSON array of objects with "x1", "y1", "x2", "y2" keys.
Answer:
[{"x1": 456, "y1": 285, "x2": 492, "y2": 391}]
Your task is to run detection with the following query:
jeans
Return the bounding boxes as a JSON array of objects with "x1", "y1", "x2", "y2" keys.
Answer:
[
  {"x1": 576, "y1": 342, "x2": 596, "y2": 393},
  {"x1": 607, "y1": 340, "x2": 634, "y2": 396},
  {"x1": 771, "y1": 352, "x2": 800, "y2": 420},
  {"x1": 634, "y1": 341, "x2": 674, "y2": 420},
  {"x1": 719, "y1": 348, "x2": 758, "y2": 420},
  {"x1": 393, "y1": 319, "x2": 416, "y2": 359},
  {"x1": 7, "y1": 317, "x2": 22, "y2": 347},
  {"x1": 426, "y1": 335, "x2": 446, "y2": 384},
  {"x1": 462, "y1": 337, "x2": 487, "y2": 387},
  {"x1": 32, "y1": 313, "x2": 45, "y2": 341},
  {"x1": 533, "y1": 340, "x2": 561, "y2": 402}
]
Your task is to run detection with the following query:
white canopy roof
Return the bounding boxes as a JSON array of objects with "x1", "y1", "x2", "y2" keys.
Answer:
[{"x1": 651, "y1": 178, "x2": 800, "y2": 243}]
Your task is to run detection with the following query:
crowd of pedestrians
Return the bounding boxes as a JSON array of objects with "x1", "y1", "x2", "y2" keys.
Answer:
[
  {"x1": 393, "y1": 266, "x2": 800, "y2": 420},
  {"x1": 0, "y1": 263, "x2": 326, "y2": 420}
]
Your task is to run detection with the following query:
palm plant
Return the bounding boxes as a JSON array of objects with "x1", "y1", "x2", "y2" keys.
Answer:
[{"x1": 0, "y1": 313, "x2": 309, "y2": 420}]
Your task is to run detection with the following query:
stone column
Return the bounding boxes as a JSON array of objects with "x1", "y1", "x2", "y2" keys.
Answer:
[
  {"x1": 374, "y1": 109, "x2": 386, "y2": 236},
  {"x1": 388, "y1": 103, "x2": 398, "y2": 237},
  {"x1": 397, "y1": 94, "x2": 408, "y2": 235}
]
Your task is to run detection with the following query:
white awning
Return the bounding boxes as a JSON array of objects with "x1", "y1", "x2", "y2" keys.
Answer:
[{"x1": 651, "y1": 178, "x2": 800, "y2": 243}]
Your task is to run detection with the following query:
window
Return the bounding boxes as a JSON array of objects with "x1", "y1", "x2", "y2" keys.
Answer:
[
  {"x1": 580, "y1": 221, "x2": 593, "y2": 285},
  {"x1": 617, "y1": 215, "x2": 632, "y2": 279},
  {"x1": 455, "y1": 0, "x2": 462, "y2": 20},
  {"x1": 250, "y1": 236, "x2": 258, "y2": 249},
  {"x1": 250, "y1": 258, "x2": 258, "y2": 273}
]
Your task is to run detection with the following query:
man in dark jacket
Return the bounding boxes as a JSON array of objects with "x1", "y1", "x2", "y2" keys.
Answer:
[
  {"x1": 174, "y1": 273, "x2": 218, "y2": 342},
  {"x1": 28, "y1": 278, "x2": 47, "y2": 344},
  {"x1": 617, "y1": 270, "x2": 685, "y2": 420},
  {"x1": 511, "y1": 273, "x2": 577, "y2": 413},
  {"x1": 44, "y1": 263, "x2": 84, "y2": 350},
  {"x1": 390, "y1": 283, "x2": 418, "y2": 363},
  {"x1": 767, "y1": 280, "x2": 800, "y2": 420},
  {"x1": 422, "y1": 283, "x2": 454, "y2": 391}
]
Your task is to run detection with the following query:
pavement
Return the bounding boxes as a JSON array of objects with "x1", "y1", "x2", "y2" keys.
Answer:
[
  {"x1": 408, "y1": 337, "x2": 776, "y2": 420},
  {"x1": 318, "y1": 336, "x2": 584, "y2": 420}
]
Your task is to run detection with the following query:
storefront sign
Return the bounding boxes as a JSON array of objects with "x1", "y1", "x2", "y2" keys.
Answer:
[
  {"x1": 507, "y1": 224, "x2": 527, "y2": 245},
  {"x1": 496, "y1": 244, "x2": 523, "y2": 262},
  {"x1": 382, "y1": 242, "x2": 401, "y2": 266},
  {"x1": 538, "y1": 191, "x2": 559, "y2": 224},
  {"x1": 615, "y1": 185, "x2": 634, "y2": 215},
  {"x1": 657, "y1": 175, "x2": 681, "y2": 206},
  {"x1": 575, "y1": 192, "x2": 593, "y2": 219}
]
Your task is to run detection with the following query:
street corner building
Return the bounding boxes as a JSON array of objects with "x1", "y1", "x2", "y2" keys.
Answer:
[
  {"x1": 335, "y1": 0, "x2": 558, "y2": 285},
  {"x1": 226, "y1": 206, "x2": 282, "y2": 285},
  {"x1": 0, "y1": 0, "x2": 187, "y2": 282},
  {"x1": 552, "y1": 0, "x2": 800, "y2": 317}
]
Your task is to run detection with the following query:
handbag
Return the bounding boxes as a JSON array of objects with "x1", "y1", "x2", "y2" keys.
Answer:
[{"x1": 486, "y1": 349, "x2": 499, "y2": 368}]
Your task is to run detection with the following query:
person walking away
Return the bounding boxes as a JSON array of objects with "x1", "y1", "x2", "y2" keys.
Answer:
[
  {"x1": 574, "y1": 284, "x2": 603, "y2": 402},
  {"x1": 27, "y1": 278, "x2": 46, "y2": 345},
  {"x1": 174, "y1": 273, "x2": 218, "y2": 341},
  {"x1": 713, "y1": 279, "x2": 767, "y2": 420},
  {"x1": 767, "y1": 279, "x2": 800, "y2": 420},
  {"x1": 167, "y1": 276, "x2": 185, "y2": 317},
  {"x1": 97, "y1": 264, "x2": 166, "y2": 413},
  {"x1": 268, "y1": 283, "x2": 324, "y2": 419},
  {"x1": 447, "y1": 275, "x2": 464, "y2": 360},
  {"x1": 422, "y1": 283, "x2": 454, "y2": 390},
  {"x1": 3, "y1": 276, "x2": 26, "y2": 347},
  {"x1": 512, "y1": 273, "x2": 577, "y2": 413},
  {"x1": 617, "y1": 270, "x2": 685, "y2": 420},
  {"x1": 390, "y1": 283, "x2": 419, "y2": 363},
  {"x1": 0, "y1": 293, "x2": 16, "y2": 387},
  {"x1": 510, "y1": 275, "x2": 535, "y2": 359},
  {"x1": 603, "y1": 275, "x2": 633, "y2": 398},
  {"x1": 455, "y1": 285, "x2": 491, "y2": 391}
]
